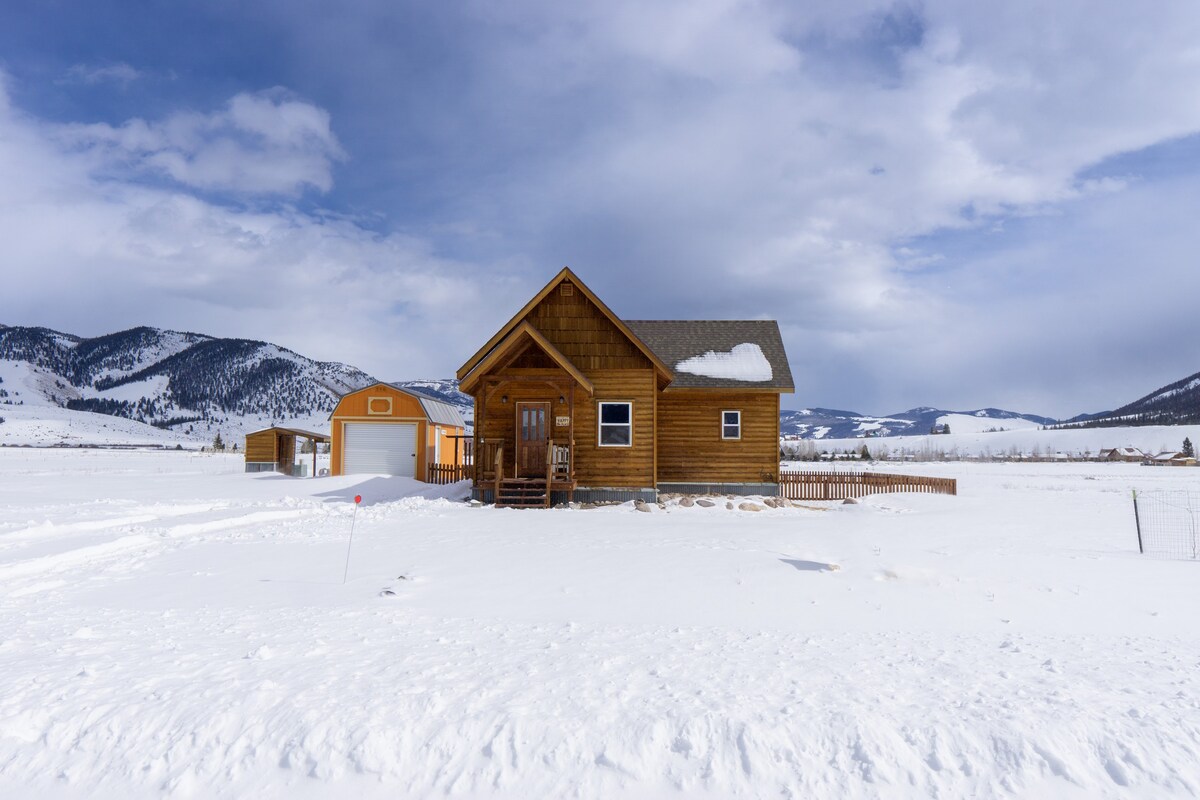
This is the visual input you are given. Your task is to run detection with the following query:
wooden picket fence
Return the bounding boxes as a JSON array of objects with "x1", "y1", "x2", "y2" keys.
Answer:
[
  {"x1": 428, "y1": 463, "x2": 471, "y2": 485},
  {"x1": 779, "y1": 470, "x2": 956, "y2": 501}
]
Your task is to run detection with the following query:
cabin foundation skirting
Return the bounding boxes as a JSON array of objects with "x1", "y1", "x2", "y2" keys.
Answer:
[
  {"x1": 657, "y1": 482, "x2": 780, "y2": 497},
  {"x1": 473, "y1": 487, "x2": 658, "y2": 505},
  {"x1": 244, "y1": 462, "x2": 276, "y2": 473}
]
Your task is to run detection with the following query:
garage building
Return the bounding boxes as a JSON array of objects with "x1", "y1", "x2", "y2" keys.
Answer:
[{"x1": 330, "y1": 383, "x2": 467, "y2": 479}]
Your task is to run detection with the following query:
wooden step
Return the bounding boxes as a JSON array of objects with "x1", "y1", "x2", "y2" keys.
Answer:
[{"x1": 496, "y1": 479, "x2": 549, "y2": 508}]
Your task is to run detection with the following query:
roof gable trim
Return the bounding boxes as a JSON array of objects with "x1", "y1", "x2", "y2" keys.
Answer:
[
  {"x1": 458, "y1": 321, "x2": 596, "y2": 395},
  {"x1": 456, "y1": 268, "x2": 673, "y2": 382}
]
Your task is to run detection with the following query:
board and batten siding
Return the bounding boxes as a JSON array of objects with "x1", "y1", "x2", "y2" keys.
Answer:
[{"x1": 656, "y1": 391, "x2": 781, "y2": 484}]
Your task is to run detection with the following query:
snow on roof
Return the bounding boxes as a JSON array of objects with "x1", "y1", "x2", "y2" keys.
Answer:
[
  {"x1": 674, "y1": 343, "x2": 773, "y2": 383},
  {"x1": 623, "y1": 320, "x2": 793, "y2": 390}
]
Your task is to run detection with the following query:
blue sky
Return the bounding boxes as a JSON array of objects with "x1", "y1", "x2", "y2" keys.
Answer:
[{"x1": 3, "y1": 1, "x2": 1200, "y2": 418}]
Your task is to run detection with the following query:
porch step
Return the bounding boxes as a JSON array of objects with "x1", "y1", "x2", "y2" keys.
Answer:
[{"x1": 495, "y1": 478, "x2": 549, "y2": 509}]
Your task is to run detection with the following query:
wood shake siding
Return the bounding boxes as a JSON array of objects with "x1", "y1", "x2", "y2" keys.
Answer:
[
  {"x1": 524, "y1": 283, "x2": 652, "y2": 371},
  {"x1": 656, "y1": 392, "x2": 781, "y2": 483}
]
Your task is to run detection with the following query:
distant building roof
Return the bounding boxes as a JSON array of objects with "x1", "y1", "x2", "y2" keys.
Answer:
[
  {"x1": 389, "y1": 384, "x2": 466, "y2": 427},
  {"x1": 245, "y1": 426, "x2": 331, "y2": 442},
  {"x1": 624, "y1": 320, "x2": 795, "y2": 391}
]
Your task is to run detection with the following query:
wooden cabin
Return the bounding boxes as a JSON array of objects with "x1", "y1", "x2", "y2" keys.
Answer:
[
  {"x1": 244, "y1": 426, "x2": 331, "y2": 476},
  {"x1": 330, "y1": 383, "x2": 467, "y2": 479},
  {"x1": 456, "y1": 268, "x2": 794, "y2": 507}
]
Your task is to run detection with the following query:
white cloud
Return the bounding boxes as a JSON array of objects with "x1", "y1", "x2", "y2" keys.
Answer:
[
  {"x1": 8, "y1": 2, "x2": 1200, "y2": 414},
  {"x1": 55, "y1": 89, "x2": 346, "y2": 195},
  {"x1": 0, "y1": 76, "x2": 521, "y2": 381}
]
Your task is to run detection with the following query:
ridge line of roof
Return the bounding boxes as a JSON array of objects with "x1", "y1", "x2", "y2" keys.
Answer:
[{"x1": 625, "y1": 319, "x2": 781, "y2": 323}]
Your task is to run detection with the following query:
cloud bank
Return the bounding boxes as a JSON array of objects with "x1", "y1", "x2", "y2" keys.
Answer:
[{"x1": 5, "y1": 2, "x2": 1200, "y2": 416}]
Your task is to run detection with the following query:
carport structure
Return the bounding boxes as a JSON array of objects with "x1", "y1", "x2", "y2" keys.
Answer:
[{"x1": 244, "y1": 426, "x2": 331, "y2": 477}]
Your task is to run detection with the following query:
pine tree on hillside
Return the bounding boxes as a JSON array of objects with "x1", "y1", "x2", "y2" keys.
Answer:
[
  {"x1": 212, "y1": 432, "x2": 225, "y2": 452},
  {"x1": 1183, "y1": 437, "x2": 1194, "y2": 458}
]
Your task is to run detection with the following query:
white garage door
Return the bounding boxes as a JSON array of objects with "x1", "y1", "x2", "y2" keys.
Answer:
[{"x1": 343, "y1": 422, "x2": 418, "y2": 476}]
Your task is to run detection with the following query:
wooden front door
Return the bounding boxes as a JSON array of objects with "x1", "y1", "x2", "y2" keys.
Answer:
[{"x1": 516, "y1": 402, "x2": 550, "y2": 477}]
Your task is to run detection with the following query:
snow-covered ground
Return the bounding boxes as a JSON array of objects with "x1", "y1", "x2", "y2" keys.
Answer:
[
  {"x1": 0, "y1": 403, "x2": 198, "y2": 448},
  {"x1": 1, "y1": 451, "x2": 1199, "y2": 798}
]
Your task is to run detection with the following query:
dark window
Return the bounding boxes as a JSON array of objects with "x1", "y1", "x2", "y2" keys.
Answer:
[
  {"x1": 598, "y1": 401, "x2": 632, "y2": 446},
  {"x1": 722, "y1": 410, "x2": 741, "y2": 440}
]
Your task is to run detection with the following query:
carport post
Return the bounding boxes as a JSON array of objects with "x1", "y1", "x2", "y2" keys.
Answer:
[{"x1": 311, "y1": 436, "x2": 317, "y2": 478}]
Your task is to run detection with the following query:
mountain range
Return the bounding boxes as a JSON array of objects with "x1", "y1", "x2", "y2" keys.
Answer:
[
  {"x1": 0, "y1": 325, "x2": 375, "y2": 441},
  {"x1": 3, "y1": 323, "x2": 1199, "y2": 444},
  {"x1": 779, "y1": 406, "x2": 1056, "y2": 440}
]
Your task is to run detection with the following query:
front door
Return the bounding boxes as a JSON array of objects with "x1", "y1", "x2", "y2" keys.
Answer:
[{"x1": 516, "y1": 402, "x2": 550, "y2": 477}]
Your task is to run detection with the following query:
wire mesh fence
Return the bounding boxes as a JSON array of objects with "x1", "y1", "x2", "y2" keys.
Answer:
[{"x1": 1133, "y1": 490, "x2": 1200, "y2": 560}]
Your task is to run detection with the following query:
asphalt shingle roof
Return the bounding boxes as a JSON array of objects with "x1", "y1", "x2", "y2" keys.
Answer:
[{"x1": 624, "y1": 320, "x2": 794, "y2": 391}]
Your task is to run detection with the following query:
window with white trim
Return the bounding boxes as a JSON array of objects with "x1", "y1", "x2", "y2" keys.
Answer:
[
  {"x1": 721, "y1": 410, "x2": 742, "y2": 440},
  {"x1": 598, "y1": 401, "x2": 632, "y2": 446}
]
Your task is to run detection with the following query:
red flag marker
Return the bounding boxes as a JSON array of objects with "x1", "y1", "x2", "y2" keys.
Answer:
[{"x1": 343, "y1": 494, "x2": 362, "y2": 584}]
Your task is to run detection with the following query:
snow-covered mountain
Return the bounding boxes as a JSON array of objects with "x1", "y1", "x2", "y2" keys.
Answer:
[
  {"x1": 780, "y1": 406, "x2": 1055, "y2": 440},
  {"x1": 1057, "y1": 368, "x2": 1200, "y2": 429},
  {"x1": 0, "y1": 325, "x2": 376, "y2": 443}
]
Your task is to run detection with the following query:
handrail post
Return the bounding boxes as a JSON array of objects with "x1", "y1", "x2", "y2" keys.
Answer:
[
  {"x1": 545, "y1": 438, "x2": 554, "y2": 507},
  {"x1": 494, "y1": 444, "x2": 503, "y2": 504}
]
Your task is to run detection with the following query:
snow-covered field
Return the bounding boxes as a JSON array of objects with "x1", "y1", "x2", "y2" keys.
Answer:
[
  {"x1": 1, "y1": 451, "x2": 1199, "y2": 799},
  {"x1": 0, "y1": 403, "x2": 197, "y2": 449}
]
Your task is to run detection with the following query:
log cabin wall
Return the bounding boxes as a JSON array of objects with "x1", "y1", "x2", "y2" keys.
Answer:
[
  {"x1": 476, "y1": 368, "x2": 657, "y2": 489},
  {"x1": 574, "y1": 370, "x2": 656, "y2": 488},
  {"x1": 476, "y1": 366, "x2": 576, "y2": 477},
  {"x1": 656, "y1": 391, "x2": 781, "y2": 484}
]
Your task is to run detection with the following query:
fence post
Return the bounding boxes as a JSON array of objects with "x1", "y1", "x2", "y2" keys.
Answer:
[{"x1": 1132, "y1": 489, "x2": 1144, "y2": 554}]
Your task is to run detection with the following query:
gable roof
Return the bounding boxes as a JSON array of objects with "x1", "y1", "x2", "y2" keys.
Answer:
[
  {"x1": 458, "y1": 321, "x2": 595, "y2": 396},
  {"x1": 456, "y1": 267, "x2": 673, "y2": 382},
  {"x1": 624, "y1": 320, "x2": 795, "y2": 391}
]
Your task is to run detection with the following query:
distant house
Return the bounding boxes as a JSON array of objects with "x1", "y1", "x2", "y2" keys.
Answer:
[
  {"x1": 1099, "y1": 447, "x2": 1144, "y2": 462},
  {"x1": 1146, "y1": 451, "x2": 1196, "y2": 467},
  {"x1": 456, "y1": 268, "x2": 794, "y2": 506}
]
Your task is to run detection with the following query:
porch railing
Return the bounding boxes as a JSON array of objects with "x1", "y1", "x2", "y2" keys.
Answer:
[{"x1": 477, "y1": 439, "x2": 504, "y2": 483}]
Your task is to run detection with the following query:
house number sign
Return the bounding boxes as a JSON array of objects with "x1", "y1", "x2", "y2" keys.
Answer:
[{"x1": 555, "y1": 415, "x2": 570, "y2": 427}]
